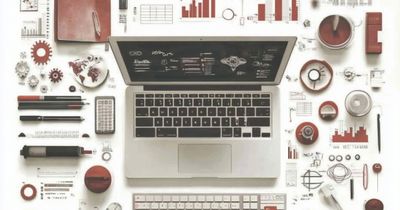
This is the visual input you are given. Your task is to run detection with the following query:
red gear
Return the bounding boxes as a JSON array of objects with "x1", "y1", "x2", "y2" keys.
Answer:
[
  {"x1": 48, "y1": 68, "x2": 63, "y2": 83},
  {"x1": 31, "y1": 40, "x2": 52, "y2": 65}
]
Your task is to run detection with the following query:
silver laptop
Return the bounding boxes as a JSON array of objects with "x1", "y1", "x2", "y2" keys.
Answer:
[{"x1": 109, "y1": 36, "x2": 296, "y2": 178}]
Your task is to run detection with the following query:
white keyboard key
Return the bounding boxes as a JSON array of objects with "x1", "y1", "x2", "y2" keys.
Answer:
[
  {"x1": 243, "y1": 196, "x2": 250, "y2": 202},
  {"x1": 185, "y1": 203, "x2": 194, "y2": 209},
  {"x1": 206, "y1": 196, "x2": 214, "y2": 202},
  {"x1": 160, "y1": 203, "x2": 168, "y2": 209},
  {"x1": 180, "y1": 196, "x2": 188, "y2": 202},
  {"x1": 177, "y1": 203, "x2": 185, "y2": 209},
  {"x1": 135, "y1": 195, "x2": 146, "y2": 202},
  {"x1": 211, "y1": 203, "x2": 219, "y2": 209},
  {"x1": 223, "y1": 196, "x2": 231, "y2": 202},
  {"x1": 231, "y1": 196, "x2": 240, "y2": 202},
  {"x1": 146, "y1": 195, "x2": 154, "y2": 202},
  {"x1": 150, "y1": 203, "x2": 159, "y2": 209},
  {"x1": 243, "y1": 203, "x2": 250, "y2": 209},
  {"x1": 189, "y1": 195, "x2": 197, "y2": 201},
  {"x1": 231, "y1": 203, "x2": 240, "y2": 209},
  {"x1": 155, "y1": 195, "x2": 162, "y2": 202},
  {"x1": 163, "y1": 195, "x2": 171, "y2": 202},
  {"x1": 250, "y1": 203, "x2": 258, "y2": 209},
  {"x1": 198, "y1": 195, "x2": 206, "y2": 202},
  {"x1": 168, "y1": 203, "x2": 177, "y2": 209},
  {"x1": 135, "y1": 203, "x2": 150, "y2": 209},
  {"x1": 214, "y1": 195, "x2": 223, "y2": 202},
  {"x1": 172, "y1": 196, "x2": 180, "y2": 202},
  {"x1": 220, "y1": 203, "x2": 230, "y2": 209},
  {"x1": 194, "y1": 203, "x2": 202, "y2": 209},
  {"x1": 251, "y1": 195, "x2": 258, "y2": 202},
  {"x1": 202, "y1": 203, "x2": 211, "y2": 209}
]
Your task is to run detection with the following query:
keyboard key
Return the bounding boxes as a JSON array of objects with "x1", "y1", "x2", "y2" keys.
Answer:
[
  {"x1": 157, "y1": 128, "x2": 177, "y2": 137},
  {"x1": 212, "y1": 118, "x2": 220, "y2": 126},
  {"x1": 180, "y1": 94, "x2": 188, "y2": 97},
  {"x1": 159, "y1": 203, "x2": 168, "y2": 209},
  {"x1": 189, "y1": 195, "x2": 197, "y2": 201},
  {"x1": 135, "y1": 203, "x2": 150, "y2": 209},
  {"x1": 208, "y1": 108, "x2": 216, "y2": 116},
  {"x1": 173, "y1": 94, "x2": 180, "y2": 98},
  {"x1": 136, "y1": 94, "x2": 144, "y2": 98},
  {"x1": 151, "y1": 203, "x2": 159, "y2": 209},
  {"x1": 155, "y1": 94, "x2": 163, "y2": 98},
  {"x1": 242, "y1": 99, "x2": 251, "y2": 106},
  {"x1": 155, "y1": 99, "x2": 163, "y2": 106},
  {"x1": 183, "y1": 118, "x2": 191, "y2": 126},
  {"x1": 189, "y1": 108, "x2": 197, "y2": 116},
  {"x1": 134, "y1": 195, "x2": 146, "y2": 201},
  {"x1": 194, "y1": 99, "x2": 202, "y2": 106},
  {"x1": 226, "y1": 94, "x2": 234, "y2": 97},
  {"x1": 218, "y1": 108, "x2": 226, "y2": 116},
  {"x1": 194, "y1": 203, "x2": 202, "y2": 209},
  {"x1": 174, "y1": 99, "x2": 183, "y2": 106},
  {"x1": 165, "y1": 99, "x2": 173, "y2": 106},
  {"x1": 213, "y1": 99, "x2": 221, "y2": 106},
  {"x1": 253, "y1": 99, "x2": 269, "y2": 106},
  {"x1": 136, "y1": 108, "x2": 148, "y2": 116},
  {"x1": 238, "y1": 118, "x2": 245, "y2": 126},
  {"x1": 179, "y1": 128, "x2": 220, "y2": 137},
  {"x1": 234, "y1": 94, "x2": 242, "y2": 98},
  {"x1": 215, "y1": 195, "x2": 223, "y2": 201},
  {"x1": 209, "y1": 94, "x2": 215, "y2": 98},
  {"x1": 136, "y1": 99, "x2": 144, "y2": 106},
  {"x1": 203, "y1": 99, "x2": 212, "y2": 106},
  {"x1": 262, "y1": 133, "x2": 271, "y2": 137},
  {"x1": 222, "y1": 99, "x2": 231, "y2": 106},
  {"x1": 199, "y1": 94, "x2": 208, "y2": 97},
  {"x1": 179, "y1": 108, "x2": 188, "y2": 116},
  {"x1": 150, "y1": 108, "x2": 158, "y2": 116},
  {"x1": 232, "y1": 99, "x2": 240, "y2": 106},
  {"x1": 237, "y1": 108, "x2": 245, "y2": 116},
  {"x1": 136, "y1": 128, "x2": 155, "y2": 137},
  {"x1": 136, "y1": 118, "x2": 153, "y2": 126},
  {"x1": 164, "y1": 118, "x2": 172, "y2": 126},
  {"x1": 252, "y1": 128, "x2": 261, "y2": 137},
  {"x1": 261, "y1": 94, "x2": 270, "y2": 98},
  {"x1": 211, "y1": 203, "x2": 219, "y2": 209},
  {"x1": 256, "y1": 108, "x2": 269, "y2": 116},
  {"x1": 222, "y1": 118, "x2": 230, "y2": 126},
  {"x1": 145, "y1": 99, "x2": 154, "y2": 106},
  {"x1": 247, "y1": 118, "x2": 269, "y2": 126},
  {"x1": 154, "y1": 118, "x2": 162, "y2": 126},
  {"x1": 165, "y1": 94, "x2": 172, "y2": 98},
  {"x1": 189, "y1": 94, "x2": 198, "y2": 97},
  {"x1": 168, "y1": 203, "x2": 176, "y2": 209},
  {"x1": 246, "y1": 108, "x2": 255, "y2": 116},
  {"x1": 169, "y1": 108, "x2": 177, "y2": 116},
  {"x1": 198, "y1": 108, "x2": 207, "y2": 116},
  {"x1": 243, "y1": 133, "x2": 251, "y2": 137},
  {"x1": 145, "y1": 94, "x2": 154, "y2": 98},
  {"x1": 173, "y1": 118, "x2": 182, "y2": 126},
  {"x1": 227, "y1": 108, "x2": 235, "y2": 116},
  {"x1": 202, "y1": 118, "x2": 211, "y2": 126},
  {"x1": 231, "y1": 203, "x2": 240, "y2": 209},
  {"x1": 222, "y1": 128, "x2": 232, "y2": 137},
  {"x1": 192, "y1": 118, "x2": 201, "y2": 126},
  {"x1": 252, "y1": 94, "x2": 260, "y2": 98},
  {"x1": 216, "y1": 94, "x2": 225, "y2": 98},
  {"x1": 184, "y1": 99, "x2": 193, "y2": 106},
  {"x1": 234, "y1": 128, "x2": 241, "y2": 137},
  {"x1": 160, "y1": 108, "x2": 168, "y2": 116},
  {"x1": 177, "y1": 203, "x2": 185, "y2": 209},
  {"x1": 244, "y1": 94, "x2": 251, "y2": 98}
]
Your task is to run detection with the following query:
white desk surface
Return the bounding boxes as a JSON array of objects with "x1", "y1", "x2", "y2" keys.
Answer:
[{"x1": 1, "y1": 0, "x2": 400, "y2": 209}]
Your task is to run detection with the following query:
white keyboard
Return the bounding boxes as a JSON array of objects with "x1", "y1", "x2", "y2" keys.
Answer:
[{"x1": 133, "y1": 193, "x2": 286, "y2": 210}]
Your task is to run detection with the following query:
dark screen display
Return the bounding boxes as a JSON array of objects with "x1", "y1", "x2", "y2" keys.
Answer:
[{"x1": 117, "y1": 41, "x2": 288, "y2": 82}]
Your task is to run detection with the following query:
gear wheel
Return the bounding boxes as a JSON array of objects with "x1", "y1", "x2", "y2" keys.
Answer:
[
  {"x1": 31, "y1": 40, "x2": 52, "y2": 65},
  {"x1": 28, "y1": 75, "x2": 39, "y2": 88},
  {"x1": 48, "y1": 68, "x2": 63, "y2": 83},
  {"x1": 15, "y1": 61, "x2": 30, "y2": 79}
]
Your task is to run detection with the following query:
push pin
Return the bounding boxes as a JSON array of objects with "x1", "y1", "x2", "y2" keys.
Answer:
[{"x1": 372, "y1": 163, "x2": 382, "y2": 192}]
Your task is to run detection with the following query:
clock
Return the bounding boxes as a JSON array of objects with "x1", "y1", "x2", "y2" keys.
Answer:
[{"x1": 300, "y1": 59, "x2": 333, "y2": 92}]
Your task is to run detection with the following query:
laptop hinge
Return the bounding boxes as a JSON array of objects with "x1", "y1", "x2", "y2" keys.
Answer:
[{"x1": 143, "y1": 85, "x2": 262, "y2": 91}]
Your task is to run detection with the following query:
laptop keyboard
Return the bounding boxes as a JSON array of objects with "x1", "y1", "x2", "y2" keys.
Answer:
[
  {"x1": 134, "y1": 92, "x2": 271, "y2": 138},
  {"x1": 133, "y1": 193, "x2": 286, "y2": 210}
]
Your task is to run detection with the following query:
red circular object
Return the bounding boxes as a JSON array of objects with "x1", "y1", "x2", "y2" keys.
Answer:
[
  {"x1": 31, "y1": 40, "x2": 52, "y2": 65},
  {"x1": 84, "y1": 165, "x2": 112, "y2": 193},
  {"x1": 319, "y1": 101, "x2": 338, "y2": 121},
  {"x1": 318, "y1": 15, "x2": 353, "y2": 48},
  {"x1": 20, "y1": 184, "x2": 37, "y2": 201},
  {"x1": 299, "y1": 60, "x2": 333, "y2": 92},
  {"x1": 372, "y1": 163, "x2": 382, "y2": 173},
  {"x1": 296, "y1": 122, "x2": 319, "y2": 145},
  {"x1": 365, "y1": 198, "x2": 384, "y2": 210}
]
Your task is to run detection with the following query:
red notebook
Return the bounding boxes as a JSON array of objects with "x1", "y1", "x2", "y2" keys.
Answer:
[{"x1": 55, "y1": 0, "x2": 111, "y2": 42}]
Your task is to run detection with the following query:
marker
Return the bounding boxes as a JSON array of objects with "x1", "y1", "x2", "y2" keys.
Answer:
[
  {"x1": 20, "y1": 146, "x2": 93, "y2": 159},
  {"x1": 20, "y1": 116, "x2": 84, "y2": 122},
  {"x1": 377, "y1": 114, "x2": 381, "y2": 153},
  {"x1": 18, "y1": 95, "x2": 85, "y2": 101}
]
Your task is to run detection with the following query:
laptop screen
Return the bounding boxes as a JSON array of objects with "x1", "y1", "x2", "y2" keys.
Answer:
[{"x1": 116, "y1": 40, "x2": 291, "y2": 82}]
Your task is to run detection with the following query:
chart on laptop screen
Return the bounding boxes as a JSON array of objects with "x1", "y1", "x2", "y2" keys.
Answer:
[{"x1": 117, "y1": 41, "x2": 288, "y2": 82}]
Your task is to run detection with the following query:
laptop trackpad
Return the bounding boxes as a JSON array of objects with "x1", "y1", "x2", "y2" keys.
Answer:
[{"x1": 178, "y1": 144, "x2": 232, "y2": 174}]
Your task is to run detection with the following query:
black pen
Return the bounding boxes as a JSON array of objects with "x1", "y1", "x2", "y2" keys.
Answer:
[
  {"x1": 18, "y1": 95, "x2": 85, "y2": 101},
  {"x1": 18, "y1": 104, "x2": 86, "y2": 110},
  {"x1": 20, "y1": 116, "x2": 84, "y2": 122},
  {"x1": 377, "y1": 114, "x2": 381, "y2": 153}
]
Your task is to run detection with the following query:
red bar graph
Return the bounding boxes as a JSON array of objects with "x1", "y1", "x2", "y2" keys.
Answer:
[
  {"x1": 258, "y1": 4, "x2": 266, "y2": 21},
  {"x1": 292, "y1": 0, "x2": 298, "y2": 21},
  {"x1": 275, "y1": 0, "x2": 282, "y2": 21},
  {"x1": 181, "y1": 0, "x2": 216, "y2": 19}
]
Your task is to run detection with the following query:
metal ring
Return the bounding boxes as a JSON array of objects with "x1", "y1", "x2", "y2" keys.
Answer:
[
  {"x1": 102, "y1": 152, "x2": 112, "y2": 161},
  {"x1": 336, "y1": 155, "x2": 343, "y2": 162},
  {"x1": 345, "y1": 154, "x2": 351, "y2": 160},
  {"x1": 222, "y1": 8, "x2": 236, "y2": 20},
  {"x1": 20, "y1": 184, "x2": 37, "y2": 201},
  {"x1": 355, "y1": 154, "x2": 361, "y2": 160},
  {"x1": 329, "y1": 155, "x2": 335, "y2": 162}
]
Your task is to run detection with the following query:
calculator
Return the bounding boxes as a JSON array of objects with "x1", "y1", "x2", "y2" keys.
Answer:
[{"x1": 95, "y1": 96, "x2": 115, "y2": 134}]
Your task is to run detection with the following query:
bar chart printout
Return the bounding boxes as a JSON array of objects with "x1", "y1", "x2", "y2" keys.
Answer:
[
  {"x1": 257, "y1": 0, "x2": 299, "y2": 22},
  {"x1": 181, "y1": 0, "x2": 216, "y2": 18}
]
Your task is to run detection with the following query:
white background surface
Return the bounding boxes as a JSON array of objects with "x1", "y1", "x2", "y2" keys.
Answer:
[{"x1": 1, "y1": 0, "x2": 400, "y2": 209}]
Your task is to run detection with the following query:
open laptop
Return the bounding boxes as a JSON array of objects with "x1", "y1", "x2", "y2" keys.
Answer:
[{"x1": 109, "y1": 36, "x2": 296, "y2": 178}]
